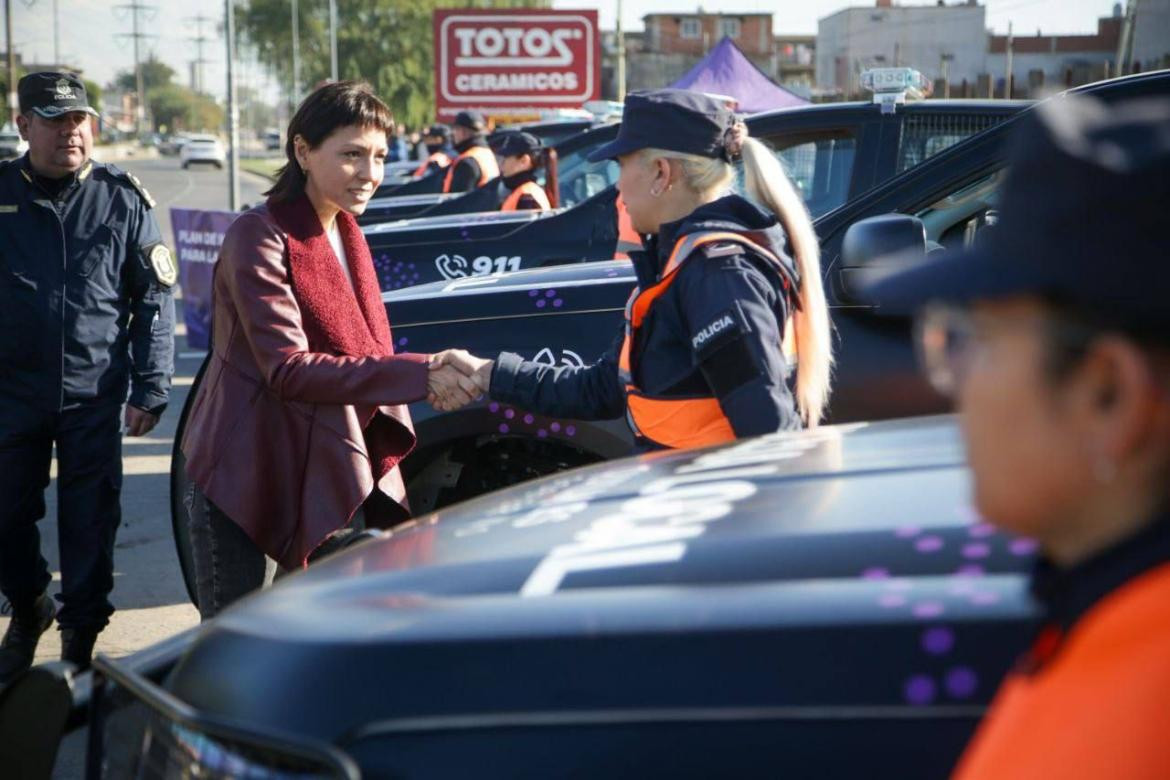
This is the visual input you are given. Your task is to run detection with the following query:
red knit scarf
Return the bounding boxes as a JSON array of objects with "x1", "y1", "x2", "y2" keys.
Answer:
[{"x1": 266, "y1": 193, "x2": 415, "y2": 501}]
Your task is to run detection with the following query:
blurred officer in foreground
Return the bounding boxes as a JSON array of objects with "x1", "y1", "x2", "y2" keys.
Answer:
[
  {"x1": 866, "y1": 96, "x2": 1170, "y2": 779},
  {"x1": 491, "y1": 131, "x2": 553, "y2": 211},
  {"x1": 0, "y1": 72, "x2": 175, "y2": 681},
  {"x1": 442, "y1": 110, "x2": 499, "y2": 193},
  {"x1": 431, "y1": 89, "x2": 834, "y2": 447},
  {"x1": 412, "y1": 123, "x2": 454, "y2": 179}
]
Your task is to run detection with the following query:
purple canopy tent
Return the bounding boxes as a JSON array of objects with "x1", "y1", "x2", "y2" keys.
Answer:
[{"x1": 669, "y1": 37, "x2": 808, "y2": 113}]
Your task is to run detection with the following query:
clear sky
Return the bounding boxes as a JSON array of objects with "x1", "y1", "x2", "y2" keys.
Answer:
[{"x1": 9, "y1": 0, "x2": 1122, "y2": 103}]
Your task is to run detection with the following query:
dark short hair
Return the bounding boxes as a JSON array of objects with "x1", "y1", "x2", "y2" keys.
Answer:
[{"x1": 267, "y1": 80, "x2": 395, "y2": 203}]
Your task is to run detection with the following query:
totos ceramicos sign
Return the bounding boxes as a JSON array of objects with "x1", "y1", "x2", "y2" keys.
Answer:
[{"x1": 434, "y1": 9, "x2": 600, "y2": 118}]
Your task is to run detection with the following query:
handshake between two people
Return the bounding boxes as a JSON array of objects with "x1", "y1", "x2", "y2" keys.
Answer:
[{"x1": 426, "y1": 349, "x2": 494, "y2": 412}]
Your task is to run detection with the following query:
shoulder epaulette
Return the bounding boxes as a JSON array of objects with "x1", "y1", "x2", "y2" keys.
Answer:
[{"x1": 103, "y1": 163, "x2": 156, "y2": 209}]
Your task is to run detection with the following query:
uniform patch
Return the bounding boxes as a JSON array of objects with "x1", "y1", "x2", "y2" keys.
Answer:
[
  {"x1": 0, "y1": 205, "x2": 17, "y2": 213},
  {"x1": 145, "y1": 243, "x2": 177, "y2": 287},
  {"x1": 125, "y1": 171, "x2": 156, "y2": 209},
  {"x1": 691, "y1": 310, "x2": 741, "y2": 354}
]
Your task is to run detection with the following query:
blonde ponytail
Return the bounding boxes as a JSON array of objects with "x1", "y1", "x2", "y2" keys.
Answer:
[
  {"x1": 640, "y1": 137, "x2": 834, "y2": 427},
  {"x1": 740, "y1": 136, "x2": 834, "y2": 427}
]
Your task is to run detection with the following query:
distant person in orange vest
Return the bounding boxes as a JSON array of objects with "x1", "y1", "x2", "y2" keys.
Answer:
[
  {"x1": 443, "y1": 111, "x2": 499, "y2": 194},
  {"x1": 865, "y1": 95, "x2": 1170, "y2": 780},
  {"x1": 427, "y1": 89, "x2": 834, "y2": 449},
  {"x1": 491, "y1": 131, "x2": 552, "y2": 212},
  {"x1": 412, "y1": 124, "x2": 454, "y2": 180}
]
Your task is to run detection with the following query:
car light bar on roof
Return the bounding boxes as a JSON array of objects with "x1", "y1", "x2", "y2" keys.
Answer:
[{"x1": 862, "y1": 68, "x2": 931, "y2": 114}]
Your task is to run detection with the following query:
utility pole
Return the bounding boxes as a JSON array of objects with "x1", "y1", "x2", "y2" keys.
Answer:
[
  {"x1": 291, "y1": 0, "x2": 301, "y2": 107},
  {"x1": 225, "y1": 0, "x2": 239, "y2": 210},
  {"x1": 1115, "y1": 0, "x2": 1136, "y2": 75},
  {"x1": 4, "y1": 0, "x2": 15, "y2": 127},
  {"x1": 940, "y1": 52, "x2": 953, "y2": 99},
  {"x1": 328, "y1": 0, "x2": 338, "y2": 81},
  {"x1": 186, "y1": 14, "x2": 214, "y2": 94},
  {"x1": 1005, "y1": 21, "x2": 1013, "y2": 99},
  {"x1": 615, "y1": 0, "x2": 625, "y2": 101},
  {"x1": 114, "y1": 2, "x2": 157, "y2": 137},
  {"x1": 53, "y1": 0, "x2": 59, "y2": 64}
]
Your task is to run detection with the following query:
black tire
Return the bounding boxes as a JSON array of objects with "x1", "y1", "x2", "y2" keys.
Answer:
[{"x1": 170, "y1": 355, "x2": 210, "y2": 608}]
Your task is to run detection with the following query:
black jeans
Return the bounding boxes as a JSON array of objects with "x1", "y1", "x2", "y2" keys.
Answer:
[
  {"x1": 0, "y1": 397, "x2": 122, "y2": 631},
  {"x1": 185, "y1": 484, "x2": 271, "y2": 622}
]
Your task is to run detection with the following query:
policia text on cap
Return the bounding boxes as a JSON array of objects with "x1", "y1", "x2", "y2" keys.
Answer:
[
  {"x1": 429, "y1": 89, "x2": 833, "y2": 450},
  {"x1": 0, "y1": 72, "x2": 176, "y2": 681}
]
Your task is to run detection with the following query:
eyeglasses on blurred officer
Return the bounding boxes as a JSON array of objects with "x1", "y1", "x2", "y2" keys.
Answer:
[
  {"x1": 866, "y1": 95, "x2": 1170, "y2": 779},
  {"x1": 430, "y1": 89, "x2": 834, "y2": 449},
  {"x1": 490, "y1": 131, "x2": 554, "y2": 212},
  {"x1": 0, "y1": 72, "x2": 175, "y2": 682},
  {"x1": 442, "y1": 110, "x2": 499, "y2": 194}
]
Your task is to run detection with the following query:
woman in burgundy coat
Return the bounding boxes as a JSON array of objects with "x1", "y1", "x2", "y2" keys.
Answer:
[{"x1": 181, "y1": 82, "x2": 476, "y2": 619}]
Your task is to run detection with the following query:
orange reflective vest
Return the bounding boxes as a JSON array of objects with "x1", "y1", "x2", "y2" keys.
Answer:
[
  {"x1": 412, "y1": 150, "x2": 450, "y2": 178},
  {"x1": 614, "y1": 195, "x2": 642, "y2": 259},
  {"x1": 442, "y1": 145, "x2": 499, "y2": 193},
  {"x1": 500, "y1": 180, "x2": 551, "y2": 212},
  {"x1": 617, "y1": 230, "x2": 796, "y2": 450},
  {"x1": 952, "y1": 561, "x2": 1170, "y2": 780}
]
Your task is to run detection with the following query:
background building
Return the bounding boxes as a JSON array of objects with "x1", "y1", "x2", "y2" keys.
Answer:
[
  {"x1": 816, "y1": 0, "x2": 987, "y2": 98},
  {"x1": 987, "y1": 10, "x2": 1120, "y2": 97}
]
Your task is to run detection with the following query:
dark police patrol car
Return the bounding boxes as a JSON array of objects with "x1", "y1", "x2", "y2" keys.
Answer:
[
  {"x1": 2, "y1": 415, "x2": 1038, "y2": 778},
  {"x1": 357, "y1": 93, "x2": 1023, "y2": 253}
]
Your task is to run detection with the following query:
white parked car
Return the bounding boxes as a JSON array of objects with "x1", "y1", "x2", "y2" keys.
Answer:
[
  {"x1": 0, "y1": 127, "x2": 28, "y2": 159},
  {"x1": 180, "y1": 134, "x2": 226, "y2": 169}
]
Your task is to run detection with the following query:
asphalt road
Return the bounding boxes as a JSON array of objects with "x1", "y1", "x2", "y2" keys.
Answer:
[{"x1": 0, "y1": 154, "x2": 269, "y2": 777}]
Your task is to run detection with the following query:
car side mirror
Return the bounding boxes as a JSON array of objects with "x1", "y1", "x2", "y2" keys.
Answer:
[{"x1": 834, "y1": 214, "x2": 928, "y2": 304}]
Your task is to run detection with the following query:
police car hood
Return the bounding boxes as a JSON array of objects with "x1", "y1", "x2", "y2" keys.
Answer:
[{"x1": 163, "y1": 416, "x2": 1035, "y2": 746}]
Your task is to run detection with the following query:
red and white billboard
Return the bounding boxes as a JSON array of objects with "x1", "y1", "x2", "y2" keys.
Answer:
[{"x1": 434, "y1": 9, "x2": 600, "y2": 120}]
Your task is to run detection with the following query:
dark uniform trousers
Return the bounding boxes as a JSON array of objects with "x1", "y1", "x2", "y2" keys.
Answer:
[{"x1": 0, "y1": 398, "x2": 123, "y2": 630}]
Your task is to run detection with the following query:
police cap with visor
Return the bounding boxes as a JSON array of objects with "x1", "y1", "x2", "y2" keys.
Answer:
[
  {"x1": 18, "y1": 72, "x2": 100, "y2": 119},
  {"x1": 425, "y1": 123, "x2": 452, "y2": 142},
  {"x1": 453, "y1": 110, "x2": 486, "y2": 132},
  {"x1": 863, "y1": 94, "x2": 1170, "y2": 333},
  {"x1": 588, "y1": 89, "x2": 738, "y2": 163},
  {"x1": 491, "y1": 131, "x2": 542, "y2": 158}
]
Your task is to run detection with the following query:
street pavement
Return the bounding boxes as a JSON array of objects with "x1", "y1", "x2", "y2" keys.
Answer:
[{"x1": 0, "y1": 156, "x2": 268, "y2": 775}]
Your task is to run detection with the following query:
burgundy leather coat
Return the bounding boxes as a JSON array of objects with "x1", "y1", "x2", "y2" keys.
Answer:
[{"x1": 181, "y1": 203, "x2": 429, "y2": 569}]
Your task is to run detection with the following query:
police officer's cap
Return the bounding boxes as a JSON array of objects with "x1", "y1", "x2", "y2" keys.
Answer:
[
  {"x1": 587, "y1": 89, "x2": 736, "y2": 163},
  {"x1": 453, "y1": 111, "x2": 487, "y2": 132},
  {"x1": 425, "y1": 123, "x2": 452, "y2": 141},
  {"x1": 863, "y1": 95, "x2": 1170, "y2": 332},
  {"x1": 492, "y1": 131, "x2": 542, "y2": 158},
  {"x1": 18, "y1": 72, "x2": 99, "y2": 119}
]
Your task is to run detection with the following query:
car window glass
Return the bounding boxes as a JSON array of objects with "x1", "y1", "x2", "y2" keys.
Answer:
[
  {"x1": 757, "y1": 130, "x2": 858, "y2": 218},
  {"x1": 557, "y1": 147, "x2": 619, "y2": 208},
  {"x1": 897, "y1": 113, "x2": 1012, "y2": 173},
  {"x1": 915, "y1": 168, "x2": 1005, "y2": 251}
]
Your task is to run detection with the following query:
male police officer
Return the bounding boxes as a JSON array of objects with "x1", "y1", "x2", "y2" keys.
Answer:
[
  {"x1": 0, "y1": 72, "x2": 175, "y2": 682},
  {"x1": 442, "y1": 110, "x2": 499, "y2": 193}
]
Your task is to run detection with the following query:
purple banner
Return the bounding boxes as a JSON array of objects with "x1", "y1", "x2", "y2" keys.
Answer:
[{"x1": 171, "y1": 208, "x2": 240, "y2": 350}]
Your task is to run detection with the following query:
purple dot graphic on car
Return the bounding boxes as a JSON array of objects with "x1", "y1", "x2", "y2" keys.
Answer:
[
  {"x1": 904, "y1": 675, "x2": 936, "y2": 706},
  {"x1": 913, "y1": 601, "x2": 945, "y2": 619},
  {"x1": 962, "y1": 542, "x2": 991, "y2": 559},
  {"x1": 895, "y1": 525, "x2": 921, "y2": 539},
  {"x1": 922, "y1": 626, "x2": 955, "y2": 655},
  {"x1": 861, "y1": 567, "x2": 890, "y2": 580},
  {"x1": 1010, "y1": 538, "x2": 1039, "y2": 556},
  {"x1": 529, "y1": 289, "x2": 539, "y2": 297},
  {"x1": 397, "y1": 337, "x2": 408, "y2": 347},
  {"x1": 877, "y1": 593, "x2": 907, "y2": 608},
  {"x1": 945, "y1": 667, "x2": 979, "y2": 699},
  {"x1": 915, "y1": 535, "x2": 944, "y2": 553},
  {"x1": 489, "y1": 402, "x2": 499, "y2": 413},
  {"x1": 498, "y1": 423, "x2": 509, "y2": 433}
]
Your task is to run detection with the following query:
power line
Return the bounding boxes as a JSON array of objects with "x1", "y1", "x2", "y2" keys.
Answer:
[
  {"x1": 186, "y1": 14, "x2": 216, "y2": 94},
  {"x1": 113, "y1": 1, "x2": 157, "y2": 136}
]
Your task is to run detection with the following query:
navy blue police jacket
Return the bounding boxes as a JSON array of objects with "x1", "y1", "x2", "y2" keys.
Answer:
[
  {"x1": 0, "y1": 156, "x2": 175, "y2": 414},
  {"x1": 491, "y1": 194, "x2": 800, "y2": 447}
]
